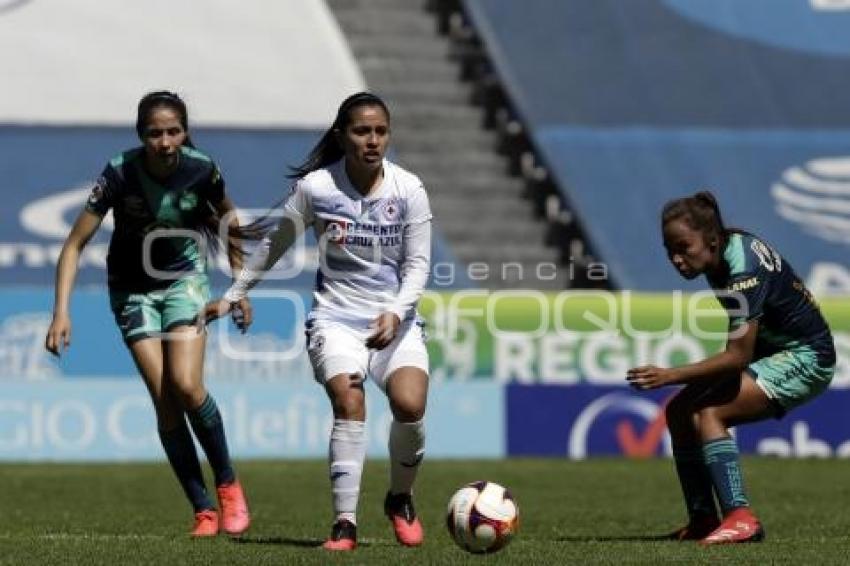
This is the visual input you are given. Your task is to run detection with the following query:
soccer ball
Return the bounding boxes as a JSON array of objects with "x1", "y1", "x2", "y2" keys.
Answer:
[{"x1": 446, "y1": 481, "x2": 519, "y2": 553}]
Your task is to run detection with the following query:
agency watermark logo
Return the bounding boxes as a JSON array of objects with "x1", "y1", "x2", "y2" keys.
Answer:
[{"x1": 130, "y1": 211, "x2": 752, "y2": 357}]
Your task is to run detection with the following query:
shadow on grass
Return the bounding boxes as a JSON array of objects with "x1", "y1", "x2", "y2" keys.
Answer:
[
  {"x1": 230, "y1": 535, "x2": 384, "y2": 548},
  {"x1": 556, "y1": 534, "x2": 677, "y2": 543},
  {"x1": 230, "y1": 536, "x2": 323, "y2": 548}
]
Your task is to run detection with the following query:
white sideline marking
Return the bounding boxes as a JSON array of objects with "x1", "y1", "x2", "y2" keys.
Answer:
[{"x1": 0, "y1": 533, "x2": 167, "y2": 541}]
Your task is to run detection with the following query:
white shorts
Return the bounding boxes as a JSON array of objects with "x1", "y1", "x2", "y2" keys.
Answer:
[{"x1": 305, "y1": 317, "x2": 429, "y2": 390}]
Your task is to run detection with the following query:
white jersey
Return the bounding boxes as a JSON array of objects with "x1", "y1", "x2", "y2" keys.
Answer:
[{"x1": 225, "y1": 158, "x2": 432, "y2": 326}]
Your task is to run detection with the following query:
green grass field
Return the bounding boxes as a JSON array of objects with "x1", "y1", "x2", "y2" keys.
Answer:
[{"x1": 2, "y1": 458, "x2": 849, "y2": 565}]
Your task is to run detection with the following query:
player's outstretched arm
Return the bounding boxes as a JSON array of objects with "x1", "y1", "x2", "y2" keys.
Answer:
[
  {"x1": 201, "y1": 210, "x2": 303, "y2": 334},
  {"x1": 628, "y1": 320, "x2": 758, "y2": 389},
  {"x1": 45, "y1": 209, "x2": 104, "y2": 357}
]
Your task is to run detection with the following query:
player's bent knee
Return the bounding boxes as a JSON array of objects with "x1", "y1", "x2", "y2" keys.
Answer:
[
  {"x1": 695, "y1": 405, "x2": 718, "y2": 421},
  {"x1": 386, "y1": 368, "x2": 428, "y2": 417},
  {"x1": 694, "y1": 405, "x2": 729, "y2": 436},
  {"x1": 333, "y1": 401, "x2": 365, "y2": 421},
  {"x1": 171, "y1": 380, "x2": 206, "y2": 410},
  {"x1": 664, "y1": 396, "x2": 694, "y2": 433},
  {"x1": 690, "y1": 411, "x2": 702, "y2": 432},
  {"x1": 388, "y1": 388, "x2": 426, "y2": 422},
  {"x1": 330, "y1": 391, "x2": 366, "y2": 420},
  {"x1": 390, "y1": 401, "x2": 425, "y2": 423}
]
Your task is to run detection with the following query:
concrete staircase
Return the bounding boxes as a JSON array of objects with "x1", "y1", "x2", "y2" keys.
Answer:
[{"x1": 327, "y1": 0, "x2": 568, "y2": 289}]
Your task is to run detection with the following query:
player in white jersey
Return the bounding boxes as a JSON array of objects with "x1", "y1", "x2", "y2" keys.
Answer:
[{"x1": 201, "y1": 92, "x2": 431, "y2": 551}]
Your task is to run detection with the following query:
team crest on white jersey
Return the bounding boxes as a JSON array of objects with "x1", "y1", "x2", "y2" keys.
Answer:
[
  {"x1": 378, "y1": 198, "x2": 401, "y2": 222},
  {"x1": 290, "y1": 160, "x2": 431, "y2": 325},
  {"x1": 325, "y1": 221, "x2": 347, "y2": 244}
]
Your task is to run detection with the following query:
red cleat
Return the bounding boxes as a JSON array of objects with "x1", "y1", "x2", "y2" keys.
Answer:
[
  {"x1": 191, "y1": 509, "x2": 219, "y2": 537},
  {"x1": 322, "y1": 519, "x2": 357, "y2": 551},
  {"x1": 700, "y1": 508, "x2": 765, "y2": 545},
  {"x1": 216, "y1": 480, "x2": 251, "y2": 535},
  {"x1": 665, "y1": 514, "x2": 720, "y2": 541},
  {"x1": 384, "y1": 491, "x2": 424, "y2": 547}
]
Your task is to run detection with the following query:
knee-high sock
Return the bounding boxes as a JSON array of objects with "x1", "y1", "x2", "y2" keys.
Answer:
[
  {"x1": 389, "y1": 419, "x2": 425, "y2": 495},
  {"x1": 673, "y1": 446, "x2": 718, "y2": 519},
  {"x1": 703, "y1": 437, "x2": 749, "y2": 514},
  {"x1": 159, "y1": 420, "x2": 213, "y2": 512},
  {"x1": 187, "y1": 394, "x2": 235, "y2": 486},
  {"x1": 329, "y1": 419, "x2": 366, "y2": 524}
]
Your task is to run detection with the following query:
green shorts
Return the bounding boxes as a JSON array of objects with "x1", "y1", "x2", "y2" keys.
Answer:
[
  {"x1": 748, "y1": 346, "x2": 835, "y2": 413},
  {"x1": 109, "y1": 274, "x2": 210, "y2": 344}
]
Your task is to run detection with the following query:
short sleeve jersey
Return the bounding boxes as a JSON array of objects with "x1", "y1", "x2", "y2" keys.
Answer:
[
  {"x1": 707, "y1": 232, "x2": 835, "y2": 367},
  {"x1": 85, "y1": 146, "x2": 225, "y2": 292},
  {"x1": 284, "y1": 158, "x2": 432, "y2": 325}
]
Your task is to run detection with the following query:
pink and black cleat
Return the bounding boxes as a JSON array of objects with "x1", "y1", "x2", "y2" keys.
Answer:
[
  {"x1": 700, "y1": 507, "x2": 765, "y2": 545},
  {"x1": 384, "y1": 491, "x2": 424, "y2": 547},
  {"x1": 322, "y1": 519, "x2": 357, "y2": 551}
]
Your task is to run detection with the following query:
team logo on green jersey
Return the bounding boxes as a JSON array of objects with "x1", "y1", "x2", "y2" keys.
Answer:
[
  {"x1": 729, "y1": 277, "x2": 760, "y2": 292},
  {"x1": 88, "y1": 177, "x2": 107, "y2": 207},
  {"x1": 178, "y1": 190, "x2": 198, "y2": 211}
]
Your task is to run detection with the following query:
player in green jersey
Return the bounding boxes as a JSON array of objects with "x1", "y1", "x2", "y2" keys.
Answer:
[
  {"x1": 45, "y1": 91, "x2": 251, "y2": 537},
  {"x1": 627, "y1": 191, "x2": 835, "y2": 545}
]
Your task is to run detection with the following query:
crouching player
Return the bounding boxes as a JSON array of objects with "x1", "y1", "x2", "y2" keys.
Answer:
[{"x1": 627, "y1": 191, "x2": 836, "y2": 544}]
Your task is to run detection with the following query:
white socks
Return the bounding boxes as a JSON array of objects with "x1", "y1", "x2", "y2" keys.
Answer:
[
  {"x1": 329, "y1": 419, "x2": 366, "y2": 525},
  {"x1": 389, "y1": 419, "x2": 425, "y2": 495},
  {"x1": 328, "y1": 418, "x2": 426, "y2": 523}
]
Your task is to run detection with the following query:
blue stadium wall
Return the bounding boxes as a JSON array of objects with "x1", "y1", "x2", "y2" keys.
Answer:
[{"x1": 465, "y1": 0, "x2": 850, "y2": 294}]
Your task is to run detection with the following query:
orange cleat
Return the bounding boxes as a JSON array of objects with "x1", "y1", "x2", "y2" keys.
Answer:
[
  {"x1": 384, "y1": 491, "x2": 424, "y2": 547},
  {"x1": 216, "y1": 480, "x2": 251, "y2": 536},
  {"x1": 191, "y1": 509, "x2": 219, "y2": 537},
  {"x1": 700, "y1": 507, "x2": 765, "y2": 545},
  {"x1": 322, "y1": 519, "x2": 357, "y2": 551},
  {"x1": 665, "y1": 514, "x2": 720, "y2": 541}
]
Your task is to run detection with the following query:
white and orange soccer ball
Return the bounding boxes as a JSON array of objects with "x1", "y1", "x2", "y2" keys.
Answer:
[{"x1": 446, "y1": 481, "x2": 519, "y2": 554}]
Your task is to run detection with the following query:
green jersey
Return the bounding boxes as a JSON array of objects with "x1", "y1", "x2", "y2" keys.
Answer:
[
  {"x1": 707, "y1": 232, "x2": 835, "y2": 368},
  {"x1": 85, "y1": 146, "x2": 225, "y2": 292}
]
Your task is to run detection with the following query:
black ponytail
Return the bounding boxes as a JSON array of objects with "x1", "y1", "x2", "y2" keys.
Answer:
[
  {"x1": 231, "y1": 93, "x2": 393, "y2": 250},
  {"x1": 287, "y1": 91, "x2": 390, "y2": 179}
]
